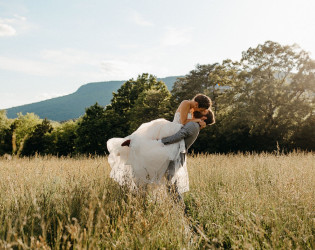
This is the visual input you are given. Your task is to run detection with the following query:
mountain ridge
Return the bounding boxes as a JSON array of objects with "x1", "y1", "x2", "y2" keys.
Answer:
[{"x1": 4, "y1": 76, "x2": 180, "y2": 121}]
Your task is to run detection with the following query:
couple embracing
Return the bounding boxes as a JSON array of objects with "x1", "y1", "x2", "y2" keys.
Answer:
[{"x1": 107, "y1": 94, "x2": 215, "y2": 198}]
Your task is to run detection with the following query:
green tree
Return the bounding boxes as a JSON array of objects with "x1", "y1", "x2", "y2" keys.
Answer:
[
  {"x1": 102, "y1": 109, "x2": 129, "y2": 138},
  {"x1": 129, "y1": 88, "x2": 172, "y2": 132},
  {"x1": 22, "y1": 118, "x2": 53, "y2": 156},
  {"x1": 110, "y1": 73, "x2": 164, "y2": 113},
  {"x1": 107, "y1": 73, "x2": 172, "y2": 134},
  {"x1": 219, "y1": 41, "x2": 315, "y2": 151},
  {"x1": 0, "y1": 111, "x2": 12, "y2": 155},
  {"x1": 9, "y1": 113, "x2": 41, "y2": 155},
  {"x1": 170, "y1": 62, "x2": 237, "y2": 115},
  {"x1": 51, "y1": 120, "x2": 78, "y2": 156},
  {"x1": 0, "y1": 110, "x2": 11, "y2": 129},
  {"x1": 171, "y1": 64, "x2": 218, "y2": 103},
  {"x1": 290, "y1": 114, "x2": 315, "y2": 151},
  {"x1": 75, "y1": 103, "x2": 108, "y2": 155}
]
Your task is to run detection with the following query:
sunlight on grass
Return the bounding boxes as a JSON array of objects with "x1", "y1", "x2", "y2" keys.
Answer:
[{"x1": 0, "y1": 153, "x2": 314, "y2": 248}]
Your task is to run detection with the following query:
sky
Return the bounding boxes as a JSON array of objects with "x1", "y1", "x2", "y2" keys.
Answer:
[{"x1": 0, "y1": 0, "x2": 315, "y2": 109}]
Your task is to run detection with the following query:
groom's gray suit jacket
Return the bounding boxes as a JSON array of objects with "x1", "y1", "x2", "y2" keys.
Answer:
[
  {"x1": 161, "y1": 121, "x2": 200, "y2": 151},
  {"x1": 161, "y1": 122, "x2": 200, "y2": 180}
]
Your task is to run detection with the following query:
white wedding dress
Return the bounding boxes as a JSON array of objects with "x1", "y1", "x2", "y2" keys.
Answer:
[{"x1": 107, "y1": 113, "x2": 190, "y2": 194}]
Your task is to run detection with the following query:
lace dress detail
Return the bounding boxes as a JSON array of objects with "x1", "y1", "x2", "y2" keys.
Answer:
[{"x1": 107, "y1": 113, "x2": 191, "y2": 194}]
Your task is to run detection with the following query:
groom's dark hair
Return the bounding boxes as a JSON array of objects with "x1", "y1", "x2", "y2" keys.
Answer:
[{"x1": 193, "y1": 109, "x2": 215, "y2": 126}]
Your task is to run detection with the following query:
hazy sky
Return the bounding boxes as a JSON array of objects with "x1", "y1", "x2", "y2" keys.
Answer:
[{"x1": 1, "y1": 0, "x2": 314, "y2": 109}]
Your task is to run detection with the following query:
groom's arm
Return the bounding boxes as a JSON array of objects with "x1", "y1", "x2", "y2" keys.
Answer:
[{"x1": 161, "y1": 122, "x2": 200, "y2": 149}]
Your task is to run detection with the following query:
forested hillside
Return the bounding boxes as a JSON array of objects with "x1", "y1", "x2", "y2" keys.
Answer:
[{"x1": 5, "y1": 76, "x2": 179, "y2": 121}]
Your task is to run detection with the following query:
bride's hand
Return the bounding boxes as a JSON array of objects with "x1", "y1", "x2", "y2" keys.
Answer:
[{"x1": 199, "y1": 120, "x2": 206, "y2": 129}]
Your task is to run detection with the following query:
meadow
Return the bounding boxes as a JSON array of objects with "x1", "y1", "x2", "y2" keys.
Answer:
[{"x1": 0, "y1": 153, "x2": 314, "y2": 249}]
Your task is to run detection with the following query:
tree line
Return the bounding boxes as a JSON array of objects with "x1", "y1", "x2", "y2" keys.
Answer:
[{"x1": 0, "y1": 41, "x2": 314, "y2": 156}]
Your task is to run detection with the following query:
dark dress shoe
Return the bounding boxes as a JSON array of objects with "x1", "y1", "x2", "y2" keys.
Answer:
[{"x1": 121, "y1": 139, "x2": 131, "y2": 147}]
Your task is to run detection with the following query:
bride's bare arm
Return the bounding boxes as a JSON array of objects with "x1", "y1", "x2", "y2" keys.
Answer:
[{"x1": 179, "y1": 101, "x2": 202, "y2": 125}]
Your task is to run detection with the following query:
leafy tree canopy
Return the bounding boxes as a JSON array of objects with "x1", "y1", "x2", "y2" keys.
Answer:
[
  {"x1": 0, "y1": 110, "x2": 11, "y2": 130},
  {"x1": 75, "y1": 103, "x2": 108, "y2": 155},
  {"x1": 129, "y1": 89, "x2": 172, "y2": 132},
  {"x1": 107, "y1": 73, "x2": 171, "y2": 134},
  {"x1": 218, "y1": 41, "x2": 315, "y2": 151},
  {"x1": 22, "y1": 118, "x2": 53, "y2": 156}
]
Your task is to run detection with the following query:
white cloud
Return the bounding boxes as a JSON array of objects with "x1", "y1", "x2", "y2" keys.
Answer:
[
  {"x1": 40, "y1": 49, "x2": 97, "y2": 65},
  {"x1": 41, "y1": 49, "x2": 151, "y2": 80},
  {"x1": 40, "y1": 49, "x2": 110, "y2": 80},
  {"x1": 12, "y1": 14, "x2": 26, "y2": 22},
  {"x1": 0, "y1": 15, "x2": 32, "y2": 37},
  {"x1": 0, "y1": 49, "x2": 104, "y2": 78},
  {"x1": 0, "y1": 93, "x2": 22, "y2": 109},
  {"x1": 131, "y1": 12, "x2": 153, "y2": 27},
  {"x1": 0, "y1": 45, "x2": 186, "y2": 86},
  {"x1": 100, "y1": 59, "x2": 147, "y2": 79},
  {"x1": 0, "y1": 23, "x2": 16, "y2": 36},
  {"x1": 118, "y1": 43, "x2": 139, "y2": 50},
  {"x1": 0, "y1": 92, "x2": 68, "y2": 109},
  {"x1": 0, "y1": 56, "x2": 58, "y2": 76},
  {"x1": 161, "y1": 27, "x2": 193, "y2": 46},
  {"x1": 35, "y1": 92, "x2": 67, "y2": 101}
]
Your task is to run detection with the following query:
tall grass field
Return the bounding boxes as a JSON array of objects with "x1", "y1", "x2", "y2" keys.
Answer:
[{"x1": 0, "y1": 153, "x2": 314, "y2": 249}]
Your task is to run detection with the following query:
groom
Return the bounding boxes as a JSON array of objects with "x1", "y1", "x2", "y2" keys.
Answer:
[{"x1": 161, "y1": 109, "x2": 215, "y2": 199}]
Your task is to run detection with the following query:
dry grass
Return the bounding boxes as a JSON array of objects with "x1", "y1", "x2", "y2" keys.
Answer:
[{"x1": 0, "y1": 153, "x2": 314, "y2": 249}]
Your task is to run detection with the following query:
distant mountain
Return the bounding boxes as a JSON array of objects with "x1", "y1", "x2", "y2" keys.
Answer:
[{"x1": 4, "y1": 76, "x2": 180, "y2": 121}]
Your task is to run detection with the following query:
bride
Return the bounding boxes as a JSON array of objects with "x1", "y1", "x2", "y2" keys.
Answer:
[{"x1": 107, "y1": 94, "x2": 211, "y2": 193}]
